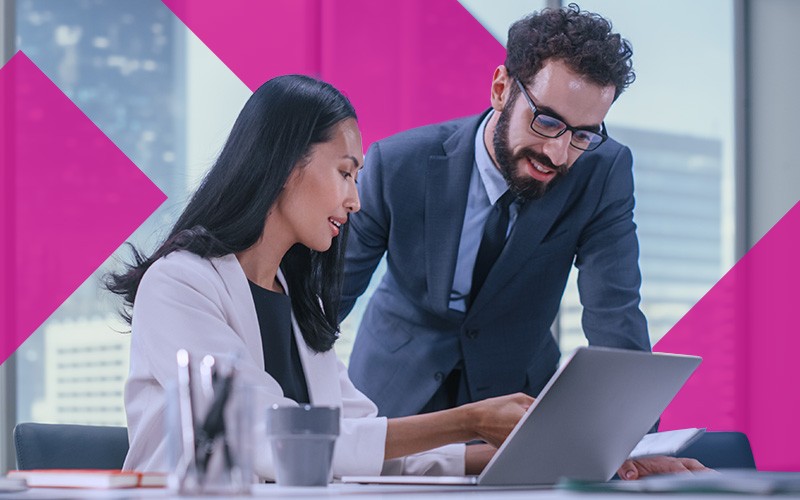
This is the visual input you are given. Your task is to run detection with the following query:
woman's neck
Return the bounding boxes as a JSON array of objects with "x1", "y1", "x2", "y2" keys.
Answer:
[{"x1": 236, "y1": 234, "x2": 290, "y2": 293}]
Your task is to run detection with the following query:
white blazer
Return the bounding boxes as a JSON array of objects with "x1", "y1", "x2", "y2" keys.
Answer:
[{"x1": 123, "y1": 251, "x2": 464, "y2": 479}]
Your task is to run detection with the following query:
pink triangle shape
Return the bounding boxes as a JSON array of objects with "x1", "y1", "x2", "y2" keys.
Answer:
[
  {"x1": 161, "y1": 0, "x2": 504, "y2": 149},
  {"x1": 0, "y1": 52, "x2": 166, "y2": 365},
  {"x1": 657, "y1": 199, "x2": 800, "y2": 470}
]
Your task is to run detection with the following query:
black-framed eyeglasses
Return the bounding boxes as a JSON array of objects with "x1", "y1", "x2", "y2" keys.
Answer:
[{"x1": 514, "y1": 78, "x2": 607, "y2": 152}]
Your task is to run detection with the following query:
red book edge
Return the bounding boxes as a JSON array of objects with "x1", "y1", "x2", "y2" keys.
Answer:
[{"x1": 7, "y1": 469, "x2": 167, "y2": 488}]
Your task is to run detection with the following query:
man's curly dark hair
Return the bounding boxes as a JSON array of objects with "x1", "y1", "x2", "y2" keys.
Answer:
[{"x1": 505, "y1": 3, "x2": 635, "y2": 100}]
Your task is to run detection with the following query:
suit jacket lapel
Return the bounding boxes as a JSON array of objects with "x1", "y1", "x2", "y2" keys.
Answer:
[
  {"x1": 425, "y1": 113, "x2": 488, "y2": 316},
  {"x1": 466, "y1": 171, "x2": 575, "y2": 320}
]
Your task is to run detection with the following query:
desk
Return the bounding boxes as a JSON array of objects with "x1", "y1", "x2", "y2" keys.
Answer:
[{"x1": 0, "y1": 483, "x2": 784, "y2": 499}]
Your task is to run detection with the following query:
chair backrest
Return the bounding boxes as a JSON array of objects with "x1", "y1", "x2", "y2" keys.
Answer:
[
  {"x1": 13, "y1": 423, "x2": 129, "y2": 470},
  {"x1": 680, "y1": 431, "x2": 756, "y2": 469}
]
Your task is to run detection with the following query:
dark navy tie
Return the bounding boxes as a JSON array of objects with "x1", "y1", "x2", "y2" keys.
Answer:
[{"x1": 470, "y1": 190, "x2": 514, "y2": 306}]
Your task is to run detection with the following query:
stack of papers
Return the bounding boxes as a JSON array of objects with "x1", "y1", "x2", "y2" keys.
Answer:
[
  {"x1": 560, "y1": 470, "x2": 800, "y2": 495},
  {"x1": 628, "y1": 428, "x2": 706, "y2": 459}
]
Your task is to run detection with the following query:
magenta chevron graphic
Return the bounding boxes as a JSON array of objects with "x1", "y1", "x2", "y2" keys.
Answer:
[
  {"x1": 1, "y1": 0, "x2": 796, "y2": 472},
  {"x1": 161, "y1": 0, "x2": 504, "y2": 150},
  {"x1": 0, "y1": 52, "x2": 166, "y2": 365},
  {"x1": 656, "y1": 199, "x2": 800, "y2": 470},
  {"x1": 159, "y1": 0, "x2": 800, "y2": 470}
]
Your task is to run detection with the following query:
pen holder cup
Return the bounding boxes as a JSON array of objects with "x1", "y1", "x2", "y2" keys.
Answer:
[
  {"x1": 166, "y1": 379, "x2": 255, "y2": 495},
  {"x1": 265, "y1": 405, "x2": 340, "y2": 487}
]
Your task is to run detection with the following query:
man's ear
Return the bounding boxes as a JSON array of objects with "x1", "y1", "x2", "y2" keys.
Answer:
[{"x1": 490, "y1": 65, "x2": 511, "y2": 112}]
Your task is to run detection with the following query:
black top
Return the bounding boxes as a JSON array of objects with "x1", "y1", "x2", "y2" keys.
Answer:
[{"x1": 248, "y1": 280, "x2": 310, "y2": 404}]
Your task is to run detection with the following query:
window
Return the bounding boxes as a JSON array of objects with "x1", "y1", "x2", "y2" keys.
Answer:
[
  {"x1": 339, "y1": 1, "x2": 736, "y2": 360},
  {"x1": 13, "y1": 0, "x2": 248, "y2": 426},
  {"x1": 559, "y1": 0, "x2": 735, "y2": 352},
  {"x1": 6, "y1": 0, "x2": 735, "y2": 431}
]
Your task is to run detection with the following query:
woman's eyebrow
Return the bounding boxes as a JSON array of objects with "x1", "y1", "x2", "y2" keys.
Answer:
[{"x1": 343, "y1": 155, "x2": 362, "y2": 169}]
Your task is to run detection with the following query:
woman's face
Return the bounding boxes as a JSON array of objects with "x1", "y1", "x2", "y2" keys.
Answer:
[{"x1": 275, "y1": 118, "x2": 363, "y2": 252}]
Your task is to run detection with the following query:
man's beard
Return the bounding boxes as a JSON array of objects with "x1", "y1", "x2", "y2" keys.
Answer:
[{"x1": 492, "y1": 105, "x2": 568, "y2": 201}]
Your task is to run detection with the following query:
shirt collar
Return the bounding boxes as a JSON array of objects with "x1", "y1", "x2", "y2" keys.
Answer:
[{"x1": 474, "y1": 110, "x2": 510, "y2": 205}]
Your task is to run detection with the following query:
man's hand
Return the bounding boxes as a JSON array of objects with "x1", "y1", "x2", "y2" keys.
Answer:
[
  {"x1": 617, "y1": 456, "x2": 710, "y2": 480},
  {"x1": 464, "y1": 443, "x2": 497, "y2": 475}
]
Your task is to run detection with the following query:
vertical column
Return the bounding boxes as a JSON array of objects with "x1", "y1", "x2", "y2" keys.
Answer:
[
  {"x1": 745, "y1": 0, "x2": 800, "y2": 471},
  {"x1": 747, "y1": 0, "x2": 800, "y2": 244},
  {"x1": 0, "y1": 0, "x2": 17, "y2": 475}
]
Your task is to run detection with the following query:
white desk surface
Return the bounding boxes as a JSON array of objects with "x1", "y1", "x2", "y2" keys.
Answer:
[{"x1": 0, "y1": 482, "x2": 783, "y2": 499}]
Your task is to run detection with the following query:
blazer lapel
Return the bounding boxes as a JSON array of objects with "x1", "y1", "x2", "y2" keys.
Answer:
[
  {"x1": 425, "y1": 113, "x2": 488, "y2": 316},
  {"x1": 276, "y1": 269, "x2": 342, "y2": 407},
  {"x1": 213, "y1": 254, "x2": 265, "y2": 368},
  {"x1": 466, "y1": 171, "x2": 575, "y2": 320},
  {"x1": 215, "y1": 258, "x2": 340, "y2": 406}
]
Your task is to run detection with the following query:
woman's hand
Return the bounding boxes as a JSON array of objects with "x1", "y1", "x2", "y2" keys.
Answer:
[
  {"x1": 384, "y1": 392, "x2": 532, "y2": 460},
  {"x1": 617, "y1": 456, "x2": 710, "y2": 480},
  {"x1": 462, "y1": 393, "x2": 534, "y2": 447}
]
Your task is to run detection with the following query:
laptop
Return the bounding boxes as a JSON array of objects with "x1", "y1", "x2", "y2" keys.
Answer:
[{"x1": 341, "y1": 346, "x2": 701, "y2": 486}]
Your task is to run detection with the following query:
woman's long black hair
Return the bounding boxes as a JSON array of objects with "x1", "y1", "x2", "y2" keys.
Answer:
[{"x1": 105, "y1": 75, "x2": 356, "y2": 353}]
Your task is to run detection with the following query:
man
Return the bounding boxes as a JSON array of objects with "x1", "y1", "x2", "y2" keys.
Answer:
[{"x1": 340, "y1": 5, "x2": 650, "y2": 418}]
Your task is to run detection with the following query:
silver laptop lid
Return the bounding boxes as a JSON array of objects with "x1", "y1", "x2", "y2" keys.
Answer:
[{"x1": 478, "y1": 346, "x2": 701, "y2": 486}]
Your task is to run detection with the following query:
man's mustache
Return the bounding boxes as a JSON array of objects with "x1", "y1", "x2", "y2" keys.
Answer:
[{"x1": 514, "y1": 149, "x2": 567, "y2": 176}]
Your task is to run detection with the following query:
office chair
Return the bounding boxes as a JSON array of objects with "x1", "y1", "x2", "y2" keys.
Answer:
[
  {"x1": 13, "y1": 422, "x2": 129, "y2": 470},
  {"x1": 680, "y1": 431, "x2": 757, "y2": 469}
]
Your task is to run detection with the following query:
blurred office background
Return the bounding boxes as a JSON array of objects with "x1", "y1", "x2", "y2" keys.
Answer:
[{"x1": 1, "y1": 0, "x2": 798, "y2": 473}]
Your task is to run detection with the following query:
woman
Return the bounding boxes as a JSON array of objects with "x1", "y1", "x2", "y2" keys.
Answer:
[{"x1": 107, "y1": 75, "x2": 532, "y2": 479}]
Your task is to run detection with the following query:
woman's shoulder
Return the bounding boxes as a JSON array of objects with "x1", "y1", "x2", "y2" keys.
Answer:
[
  {"x1": 143, "y1": 251, "x2": 237, "y2": 289},
  {"x1": 132, "y1": 251, "x2": 245, "y2": 326},
  {"x1": 150, "y1": 249, "x2": 211, "y2": 273}
]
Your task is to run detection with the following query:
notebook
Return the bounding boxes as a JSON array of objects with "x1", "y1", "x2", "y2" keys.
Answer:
[
  {"x1": 342, "y1": 346, "x2": 701, "y2": 486},
  {"x1": 7, "y1": 469, "x2": 167, "y2": 489}
]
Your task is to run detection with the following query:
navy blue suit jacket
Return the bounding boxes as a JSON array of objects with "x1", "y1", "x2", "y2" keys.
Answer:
[{"x1": 341, "y1": 112, "x2": 650, "y2": 417}]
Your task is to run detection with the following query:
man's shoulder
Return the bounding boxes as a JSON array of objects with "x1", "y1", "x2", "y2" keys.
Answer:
[
  {"x1": 372, "y1": 113, "x2": 483, "y2": 156},
  {"x1": 593, "y1": 135, "x2": 629, "y2": 158},
  {"x1": 572, "y1": 135, "x2": 632, "y2": 172}
]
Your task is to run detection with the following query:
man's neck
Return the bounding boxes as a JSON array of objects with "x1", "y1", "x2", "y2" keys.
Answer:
[{"x1": 483, "y1": 110, "x2": 502, "y2": 172}]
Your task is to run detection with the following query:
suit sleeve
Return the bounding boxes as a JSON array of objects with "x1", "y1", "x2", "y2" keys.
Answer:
[
  {"x1": 339, "y1": 142, "x2": 390, "y2": 320},
  {"x1": 575, "y1": 145, "x2": 651, "y2": 351},
  {"x1": 332, "y1": 357, "x2": 388, "y2": 476}
]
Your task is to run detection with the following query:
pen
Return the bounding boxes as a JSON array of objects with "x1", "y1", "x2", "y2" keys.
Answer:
[
  {"x1": 196, "y1": 366, "x2": 236, "y2": 483},
  {"x1": 175, "y1": 349, "x2": 197, "y2": 491}
]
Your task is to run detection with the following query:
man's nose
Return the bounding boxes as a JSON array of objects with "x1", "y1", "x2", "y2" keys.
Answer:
[{"x1": 542, "y1": 132, "x2": 571, "y2": 168}]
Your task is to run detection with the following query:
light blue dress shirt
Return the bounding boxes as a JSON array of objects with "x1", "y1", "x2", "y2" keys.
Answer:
[{"x1": 448, "y1": 112, "x2": 519, "y2": 313}]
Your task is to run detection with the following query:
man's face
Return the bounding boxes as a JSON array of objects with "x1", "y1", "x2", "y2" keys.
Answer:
[{"x1": 489, "y1": 59, "x2": 615, "y2": 200}]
